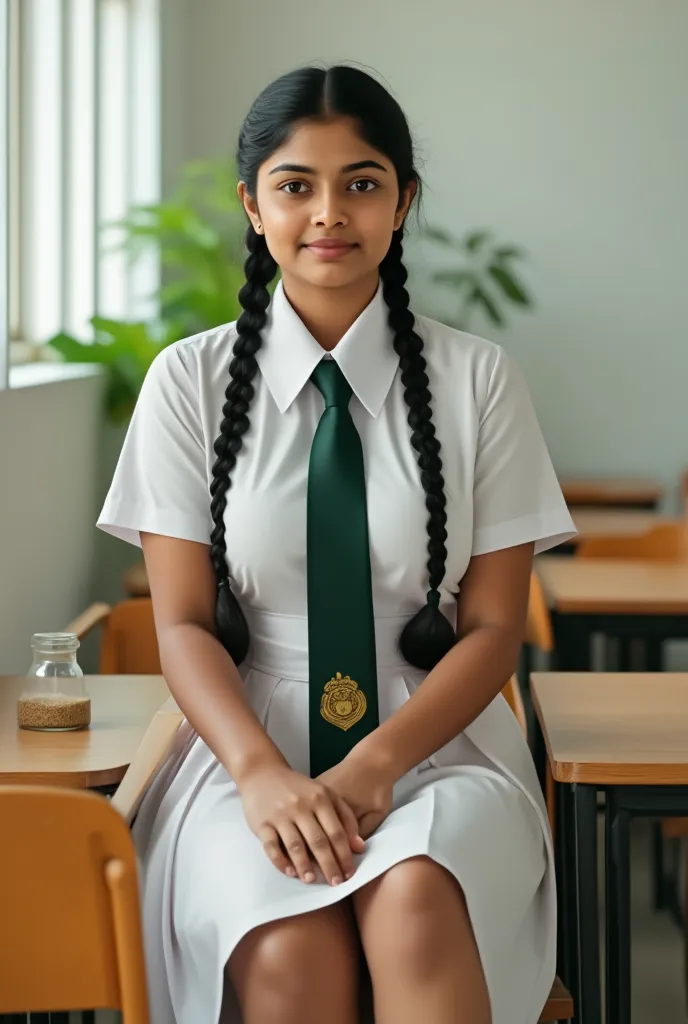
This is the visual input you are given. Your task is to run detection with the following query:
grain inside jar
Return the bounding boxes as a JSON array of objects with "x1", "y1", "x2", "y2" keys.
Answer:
[{"x1": 18, "y1": 693, "x2": 91, "y2": 731}]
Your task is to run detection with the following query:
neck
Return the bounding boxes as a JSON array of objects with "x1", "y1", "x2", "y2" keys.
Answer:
[{"x1": 280, "y1": 271, "x2": 380, "y2": 351}]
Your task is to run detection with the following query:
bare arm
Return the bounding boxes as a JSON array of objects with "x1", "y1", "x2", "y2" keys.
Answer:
[
  {"x1": 140, "y1": 532, "x2": 286, "y2": 782},
  {"x1": 354, "y1": 541, "x2": 534, "y2": 780},
  {"x1": 141, "y1": 532, "x2": 363, "y2": 885}
]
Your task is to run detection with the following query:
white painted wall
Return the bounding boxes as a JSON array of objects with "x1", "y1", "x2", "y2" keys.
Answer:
[
  {"x1": 0, "y1": 372, "x2": 104, "y2": 674},
  {"x1": 171, "y1": 0, "x2": 688, "y2": 511}
]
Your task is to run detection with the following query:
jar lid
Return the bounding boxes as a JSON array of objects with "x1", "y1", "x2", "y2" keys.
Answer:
[{"x1": 31, "y1": 632, "x2": 80, "y2": 652}]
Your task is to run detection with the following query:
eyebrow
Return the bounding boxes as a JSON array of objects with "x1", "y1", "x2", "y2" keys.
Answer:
[{"x1": 268, "y1": 160, "x2": 388, "y2": 175}]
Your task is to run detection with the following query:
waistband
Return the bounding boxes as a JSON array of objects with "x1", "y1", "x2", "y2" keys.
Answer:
[{"x1": 242, "y1": 606, "x2": 455, "y2": 680}]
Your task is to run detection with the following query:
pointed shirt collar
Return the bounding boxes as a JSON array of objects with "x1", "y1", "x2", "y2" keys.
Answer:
[{"x1": 256, "y1": 280, "x2": 398, "y2": 417}]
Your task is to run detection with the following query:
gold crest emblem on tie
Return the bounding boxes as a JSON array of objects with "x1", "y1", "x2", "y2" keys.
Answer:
[{"x1": 320, "y1": 672, "x2": 367, "y2": 731}]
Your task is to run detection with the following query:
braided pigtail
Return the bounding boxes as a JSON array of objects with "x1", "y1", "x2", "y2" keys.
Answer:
[
  {"x1": 210, "y1": 225, "x2": 277, "y2": 664},
  {"x1": 380, "y1": 229, "x2": 457, "y2": 671}
]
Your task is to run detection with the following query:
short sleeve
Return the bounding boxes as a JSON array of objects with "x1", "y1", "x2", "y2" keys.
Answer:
[
  {"x1": 472, "y1": 346, "x2": 576, "y2": 557},
  {"x1": 97, "y1": 343, "x2": 212, "y2": 548}
]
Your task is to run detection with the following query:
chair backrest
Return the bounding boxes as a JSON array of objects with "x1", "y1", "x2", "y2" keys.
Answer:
[
  {"x1": 112, "y1": 696, "x2": 184, "y2": 825},
  {"x1": 525, "y1": 572, "x2": 554, "y2": 653},
  {"x1": 501, "y1": 674, "x2": 528, "y2": 738},
  {"x1": 0, "y1": 786, "x2": 149, "y2": 1021},
  {"x1": 100, "y1": 598, "x2": 161, "y2": 675},
  {"x1": 576, "y1": 522, "x2": 688, "y2": 562}
]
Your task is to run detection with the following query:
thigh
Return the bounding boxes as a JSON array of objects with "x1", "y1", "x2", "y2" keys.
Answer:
[
  {"x1": 352, "y1": 856, "x2": 480, "y2": 974},
  {"x1": 228, "y1": 900, "x2": 360, "y2": 1004}
]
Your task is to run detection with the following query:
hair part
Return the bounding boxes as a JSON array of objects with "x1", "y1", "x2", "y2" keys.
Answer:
[{"x1": 210, "y1": 65, "x2": 456, "y2": 671}]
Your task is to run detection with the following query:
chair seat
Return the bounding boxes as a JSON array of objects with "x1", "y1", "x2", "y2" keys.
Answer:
[{"x1": 539, "y1": 976, "x2": 574, "y2": 1022}]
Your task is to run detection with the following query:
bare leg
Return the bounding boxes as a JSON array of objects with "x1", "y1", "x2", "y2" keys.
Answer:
[
  {"x1": 227, "y1": 901, "x2": 359, "y2": 1024},
  {"x1": 353, "y1": 856, "x2": 491, "y2": 1024}
]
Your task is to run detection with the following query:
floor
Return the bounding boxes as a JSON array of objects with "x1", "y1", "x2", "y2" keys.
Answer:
[{"x1": 629, "y1": 820, "x2": 685, "y2": 1022}]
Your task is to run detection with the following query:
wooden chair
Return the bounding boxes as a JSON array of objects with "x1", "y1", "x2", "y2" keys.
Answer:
[
  {"x1": 500, "y1": 676, "x2": 573, "y2": 1023},
  {"x1": 67, "y1": 598, "x2": 161, "y2": 674},
  {"x1": 0, "y1": 786, "x2": 149, "y2": 1021}
]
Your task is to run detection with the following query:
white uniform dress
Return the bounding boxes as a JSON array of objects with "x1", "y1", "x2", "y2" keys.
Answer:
[{"x1": 98, "y1": 280, "x2": 576, "y2": 1024}]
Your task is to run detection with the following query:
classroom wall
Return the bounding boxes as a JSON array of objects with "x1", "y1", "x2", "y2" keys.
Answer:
[
  {"x1": 169, "y1": 0, "x2": 688, "y2": 511},
  {"x1": 0, "y1": 373, "x2": 103, "y2": 674}
]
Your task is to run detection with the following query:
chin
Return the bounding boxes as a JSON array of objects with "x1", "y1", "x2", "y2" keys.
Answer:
[{"x1": 296, "y1": 259, "x2": 376, "y2": 290}]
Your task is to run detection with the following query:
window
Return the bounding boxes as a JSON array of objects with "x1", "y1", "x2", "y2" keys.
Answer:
[{"x1": 0, "y1": 0, "x2": 160, "y2": 387}]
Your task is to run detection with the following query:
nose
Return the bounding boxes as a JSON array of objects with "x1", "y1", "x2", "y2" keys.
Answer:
[{"x1": 311, "y1": 185, "x2": 348, "y2": 229}]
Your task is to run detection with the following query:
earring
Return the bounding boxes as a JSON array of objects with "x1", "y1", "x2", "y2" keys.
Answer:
[{"x1": 256, "y1": 222, "x2": 262, "y2": 233}]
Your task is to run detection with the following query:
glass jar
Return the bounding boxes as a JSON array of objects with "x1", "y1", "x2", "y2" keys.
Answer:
[{"x1": 17, "y1": 633, "x2": 91, "y2": 732}]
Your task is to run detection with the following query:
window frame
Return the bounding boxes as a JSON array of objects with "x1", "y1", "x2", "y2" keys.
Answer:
[{"x1": 1, "y1": 0, "x2": 160, "y2": 389}]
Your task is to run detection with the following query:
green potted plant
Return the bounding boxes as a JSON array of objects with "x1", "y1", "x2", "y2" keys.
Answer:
[
  {"x1": 47, "y1": 159, "x2": 248, "y2": 423},
  {"x1": 420, "y1": 225, "x2": 532, "y2": 331}
]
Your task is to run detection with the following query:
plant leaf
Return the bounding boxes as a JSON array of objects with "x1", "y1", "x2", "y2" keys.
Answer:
[
  {"x1": 488, "y1": 264, "x2": 530, "y2": 305},
  {"x1": 470, "y1": 286, "x2": 505, "y2": 327},
  {"x1": 493, "y1": 245, "x2": 523, "y2": 262},
  {"x1": 465, "y1": 230, "x2": 491, "y2": 253},
  {"x1": 46, "y1": 332, "x2": 103, "y2": 362}
]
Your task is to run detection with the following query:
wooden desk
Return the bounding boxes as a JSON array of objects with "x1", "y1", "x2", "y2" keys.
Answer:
[
  {"x1": 537, "y1": 556, "x2": 688, "y2": 616},
  {"x1": 536, "y1": 556, "x2": 688, "y2": 672},
  {"x1": 532, "y1": 672, "x2": 688, "y2": 1024},
  {"x1": 559, "y1": 477, "x2": 663, "y2": 510},
  {"x1": 570, "y1": 509, "x2": 675, "y2": 542},
  {"x1": 0, "y1": 675, "x2": 169, "y2": 788},
  {"x1": 532, "y1": 672, "x2": 688, "y2": 785}
]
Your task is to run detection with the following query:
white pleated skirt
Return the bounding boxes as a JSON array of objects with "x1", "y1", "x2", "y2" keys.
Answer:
[{"x1": 132, "y1": 609, "x2": 556, "y2": 1024}]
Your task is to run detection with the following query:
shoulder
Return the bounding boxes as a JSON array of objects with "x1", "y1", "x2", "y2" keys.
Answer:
[
  {"x1": 412, "y1": 311, "x2": 517, "y2": 408},
  {"x1": 143, "y1": 322, "x2": 238, "y2": 399}
]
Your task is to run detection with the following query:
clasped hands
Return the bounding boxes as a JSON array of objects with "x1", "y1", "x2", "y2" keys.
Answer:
[{"x1": 239, "y1": 747, "x2": 395, "y2": 887}]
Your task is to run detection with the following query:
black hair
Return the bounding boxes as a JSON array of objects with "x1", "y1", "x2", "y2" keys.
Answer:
[{"x1": 210, "y1": 65, "x2": 456, "y2": 672}]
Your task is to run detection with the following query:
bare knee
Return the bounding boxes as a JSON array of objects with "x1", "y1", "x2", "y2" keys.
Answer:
[
  {"x1": 355, "y1": 856, "x2": 470, "y2": 979},
  {"x1": 228, "y1": 903, "x2": 358, "y2": 1010}
]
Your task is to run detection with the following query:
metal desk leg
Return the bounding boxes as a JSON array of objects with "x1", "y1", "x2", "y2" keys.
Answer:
[
  {"x1": 606, "y1": 790, "x2": 632, "y2": 1024},
  {"x1": 556, "y1": 782, "x2": 578, "y2": 994},
  {"x1": 552, "y1": 613, "x2": 593, "y2": 672},
  {"x1": 573, "y1": 783, "x2": 602, "y2": 1024}
]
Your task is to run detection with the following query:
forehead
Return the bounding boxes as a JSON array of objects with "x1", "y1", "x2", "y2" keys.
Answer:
[{"x1": 261, "y1": 116, "x2": 392, "y2": 172}]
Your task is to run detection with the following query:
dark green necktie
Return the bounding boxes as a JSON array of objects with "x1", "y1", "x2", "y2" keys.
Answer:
[{"x1": 307, "y1": 360, "x2": 379, "y2": 777}]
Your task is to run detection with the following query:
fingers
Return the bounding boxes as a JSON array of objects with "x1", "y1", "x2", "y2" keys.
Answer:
[
  {"x1": 297, "y1": 813, "x2": 347, "y2": 886},
  {"x1": 277, "y1": 821, "x2": 317, "y2": 883},
  {"x1": 313, "y1": 801, "x2": 357, "y2": 882},
  {"x1": 259, "y1": 825, "x2": 297, "y2": 878},
  {"x1": 333, "y1": 795, "x2": 366, "y2": 856}
]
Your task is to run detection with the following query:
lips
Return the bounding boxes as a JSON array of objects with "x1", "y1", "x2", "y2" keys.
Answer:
[{"x1": 305, "y1": 239, "x2": 357, "y2": 259}]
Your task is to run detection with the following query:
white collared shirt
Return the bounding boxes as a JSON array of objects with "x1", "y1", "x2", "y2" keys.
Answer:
[{"x1": 98, "y1": 280, "x2": 575, "y2": 615}]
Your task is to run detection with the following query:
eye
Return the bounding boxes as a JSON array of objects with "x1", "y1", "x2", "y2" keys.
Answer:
[
  {"x1": 347, "y1": 179, "x2": 378, "y2": 193},
  {"x1": 278, "y1": 181, "x2": 310, "y2": 194}
]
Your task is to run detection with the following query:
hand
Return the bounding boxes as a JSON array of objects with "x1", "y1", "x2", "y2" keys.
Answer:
[
  {"x1": 238, "y1": 764, "x2": 365, "y2": 886},
  {"x1": 318, "y1": 748, "x2": 395, "y2": 839}
]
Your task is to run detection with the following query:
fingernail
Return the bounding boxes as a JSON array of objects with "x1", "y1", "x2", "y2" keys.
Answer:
[
  {"x1": 286, "y1": 867, "x2": 296, "y2": 877},
  {"x1": 304, "y1": 871, "x2": 315, "y2": 883},
  {"x1": 345, "y1": 870, "x2": 353, "y2": 880},
  {"x1": 332, "y1": 875, "x2": 343, "y2": 886}
]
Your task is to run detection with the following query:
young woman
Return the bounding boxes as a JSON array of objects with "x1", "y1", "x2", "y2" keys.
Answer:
[{"x1": 99, "y1": 65, "x2": 575, "y2": 1024}]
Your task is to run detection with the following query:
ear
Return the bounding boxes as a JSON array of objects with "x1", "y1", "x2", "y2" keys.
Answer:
[
  {"x1": 393, "y1": 180, "x2": 418, "y2": 232},
  {"x1": 237, "y1": 181, "x2": 263, "y2": 234}
]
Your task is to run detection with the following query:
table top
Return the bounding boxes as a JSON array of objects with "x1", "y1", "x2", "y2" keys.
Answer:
[
  {"x1": 531, "y1": 672, "x2": 688, "y2": 785},
  {"x1": 570, "y1": 509, "x2": 676, "y2": 541},
  {"x1": 0, "y1": 675, "x2": 169, "y2": 788},
  {"x1": 536, "y1": 555, "x2": 688, "y2": 615},
  {"x1": 559, "y1": 477, "x2": 663, "y2": 507}
]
